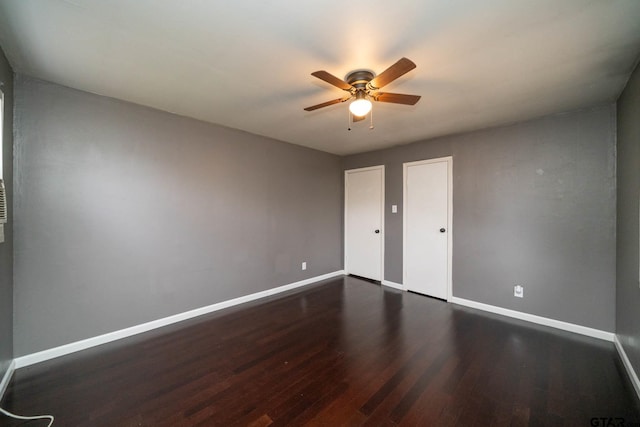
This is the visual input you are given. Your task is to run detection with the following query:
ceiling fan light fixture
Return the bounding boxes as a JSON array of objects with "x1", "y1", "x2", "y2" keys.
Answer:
[
  {"x1": 349, "y1": 92, "x2": 372, "y2": 117},
  {"x1": 304, "y1": 58, "x2": 419, "y2": 119}
]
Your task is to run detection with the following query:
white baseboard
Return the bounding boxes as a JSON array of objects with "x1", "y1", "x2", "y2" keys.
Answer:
[
  {"x1": 450, "y1": 297, "x2": 614, "y2": 342},
  {"x1": 614, "y1": 335, "x2": 640, "y2": 402},
  {"x1": 0, "y1": 360, "x2": 15, "y2": 401},
  {"x1": 381, "y1": 280, "x2": 406, "y2": 291},
  {"x1": 14, "y1": 270, "x2": 345, "y2": 369}
]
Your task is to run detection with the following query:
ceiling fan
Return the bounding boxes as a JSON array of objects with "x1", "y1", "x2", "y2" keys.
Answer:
[{"x1": 304, "y1": 57, "x2": 421, "y2": 122}]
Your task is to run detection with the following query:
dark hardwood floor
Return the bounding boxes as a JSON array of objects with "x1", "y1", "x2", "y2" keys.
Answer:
[{"x1": 2, "y1": 276, "x2": 638, "y2": 426}]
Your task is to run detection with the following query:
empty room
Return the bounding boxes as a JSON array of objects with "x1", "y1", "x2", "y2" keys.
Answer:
[{"x1": 1, "y1": 1, "x2": 640, "y2": 426}]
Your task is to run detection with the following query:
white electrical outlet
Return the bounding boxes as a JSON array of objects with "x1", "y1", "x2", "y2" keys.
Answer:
[
  {"x1": 302, "y1": 262, "x2": 307, "y2": 271},
  {"x1": 391, "y1": 205, "x2": 398, "y2": 213},
  {"x1": 514, "y1": 285, "x2": 524, "y2": 298}
]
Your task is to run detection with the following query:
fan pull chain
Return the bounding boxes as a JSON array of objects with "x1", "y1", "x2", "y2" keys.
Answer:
[
  {"x1": 370, "y1": 107, "x2": 374, "y2": 130},
  {"x1": 347, "y1": 109, "x2": 352, "y2": 131}
]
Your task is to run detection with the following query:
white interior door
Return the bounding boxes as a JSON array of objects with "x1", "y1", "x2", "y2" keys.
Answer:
[
  {"x1": 404, "y1": 158, "x2": 452, "y2": 299},
  {"x1": 345, "y1": 166, "x2": 384, "y2": 281}
]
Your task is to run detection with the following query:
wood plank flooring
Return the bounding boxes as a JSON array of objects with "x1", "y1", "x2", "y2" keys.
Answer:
[{"x1": 2, "y1": 276, "x2": 639, "y2": 426}]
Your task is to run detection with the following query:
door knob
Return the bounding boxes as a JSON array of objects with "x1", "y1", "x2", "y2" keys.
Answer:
[
  {"x1": 374, "y1": 229, "x2": 380, "y2": 234},
  {"x1": 440, "y1": 228, "x2": 446, "y2": 233}
]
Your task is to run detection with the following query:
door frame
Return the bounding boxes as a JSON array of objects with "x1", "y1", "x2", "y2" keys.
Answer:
[
  {"x1": 344, "y1": 165, "x2": 385, "y2": 281},
  {"x1": 402, "y1": 157, "x2": 453, "y2": 301}
]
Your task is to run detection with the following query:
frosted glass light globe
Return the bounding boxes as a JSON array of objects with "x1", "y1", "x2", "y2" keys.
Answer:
[{"x1": 349, "y1": 98, "x2": 372, "y2": 117}]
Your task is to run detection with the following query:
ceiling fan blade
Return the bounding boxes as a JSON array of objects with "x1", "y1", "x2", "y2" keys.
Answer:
[
  {"x1": 369, "y1": 57, "x2": 417, "y2": 90},
  {"x1": 304, "y1": 97, "x2": 350, "y2": 111},
  {"x1": 311, "y1": 71, "x2": 353, "y2": 91},
  {"x1": 374, "y1": 92, "x2": 421, "y2": 105},
  {"x1": 352, "y1": 114, "x2": 366, "y2": 122}
]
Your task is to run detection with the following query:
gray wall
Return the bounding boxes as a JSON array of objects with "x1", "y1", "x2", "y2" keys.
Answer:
[
  {"x1": 616, "y1": 62, "x2": 640, "y2": 376},
  {"x1": 0, "y1": 48, "x2": 13, "y2": 381},
  {"x1": 13, "y1": 75, "x2": 343, "y2": 356},
  {"x1": 343, "y1": 105, "x2": 617, "y2": 332}
]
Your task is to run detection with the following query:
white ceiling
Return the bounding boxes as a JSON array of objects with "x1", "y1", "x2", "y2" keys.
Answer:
[{"x1": 1, "y1": 1, "x2": 639, "y2": 155}]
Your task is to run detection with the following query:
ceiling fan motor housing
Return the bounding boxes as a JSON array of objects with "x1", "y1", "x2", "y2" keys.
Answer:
[{"x1": 346, "y1": 70, "x2": 375, "y2": 90}]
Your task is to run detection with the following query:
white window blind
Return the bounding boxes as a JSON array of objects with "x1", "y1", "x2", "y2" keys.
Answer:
[
  {"x1": 0, "y1": 90, "x2": 5, "y2": 242},
  {"x1": 0, "y1": 179, "x2": 6, "y2": 224},
  {"x1": 0, "y1": 89, "x2": 3, "y2": 179}
]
